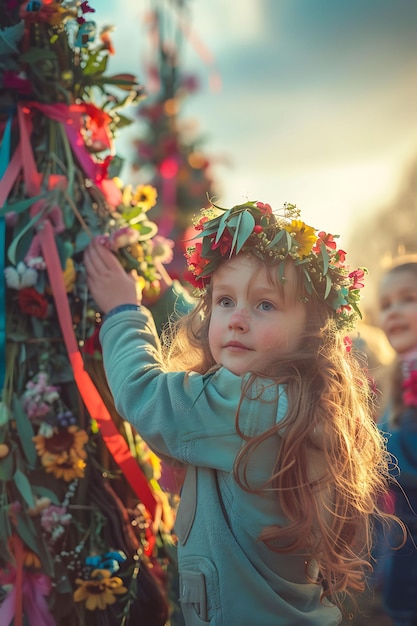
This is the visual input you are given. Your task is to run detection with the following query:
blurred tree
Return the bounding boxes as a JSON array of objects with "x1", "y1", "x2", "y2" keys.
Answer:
[{"x1": 132, "y1": 0, "x2": 222, "y2": 280}]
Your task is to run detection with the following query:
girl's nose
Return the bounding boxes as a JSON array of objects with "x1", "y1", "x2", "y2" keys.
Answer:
[{"x1": 228, "y1": 308, "x2": 249, "y2": 332}]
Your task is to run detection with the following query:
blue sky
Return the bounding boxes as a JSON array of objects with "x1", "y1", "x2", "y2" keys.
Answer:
[{"x1": 98, "y1": 0, "x2": 417, "y2": 243}]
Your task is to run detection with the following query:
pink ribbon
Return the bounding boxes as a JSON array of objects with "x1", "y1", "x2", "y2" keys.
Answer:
[
  {"x1": 0, "y1": 104, "x2": 122, "y2": 211},
  {"x1": 0, "y1": 568, "x2": 55, "y2": 626}
]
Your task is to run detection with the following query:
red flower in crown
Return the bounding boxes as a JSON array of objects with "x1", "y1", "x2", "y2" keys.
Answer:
[
  {"x1": 195, "y1": 216, "x2": 209, "y2": 231},
  {"x1": 312, "y1": 231, "x2": 337, "y2": 253},
  {"x1": 256, "y1": 202, "x2": 273, "y2": 215},
  {"x1": 184, "y1": 243, "x2": 211, "y2": 288},
  {"x1": 211, "y1": 230, "x2": 233, "y2": 256},
  {"x1": 402, "y1": 370, "x2": 417, "y2": 407},
  {"x1": 334, "y1": 249, "x2": 346, "y2": 266}
]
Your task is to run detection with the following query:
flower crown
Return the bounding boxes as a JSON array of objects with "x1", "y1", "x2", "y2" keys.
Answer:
[{"x1": 184, "y1": 200, "x2": 366, "y2": 330}]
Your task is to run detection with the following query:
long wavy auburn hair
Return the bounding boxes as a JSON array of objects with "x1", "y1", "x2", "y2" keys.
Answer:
[{"x1": 162, "y1": 253, "x2": 403, "y2": 611}]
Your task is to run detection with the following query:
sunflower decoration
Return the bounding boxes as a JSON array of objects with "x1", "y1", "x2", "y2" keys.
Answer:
[
  {"x1": 33, "y1": 423, "x2": 88, "y2": 482},
  {"x1": 74, "y1": 568, "x2": 128, "y2": 611}
]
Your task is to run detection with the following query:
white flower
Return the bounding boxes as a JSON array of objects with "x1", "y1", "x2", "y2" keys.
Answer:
[{"x1": 4, "y1": 262, "x2": 38, "y2": 290}]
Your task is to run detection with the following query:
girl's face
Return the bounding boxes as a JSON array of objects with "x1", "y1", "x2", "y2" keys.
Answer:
[
  {"x1": 379, "y1": 268, "x2": 417, "y2": 355},
  {"x1": 208, "y1": 255, "x2": 306, "y2": 376}
]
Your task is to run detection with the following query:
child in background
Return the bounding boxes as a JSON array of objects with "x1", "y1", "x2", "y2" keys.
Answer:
[
  {"x1": 378, "y1": 259, "x2": 417, "y2": 626},
  {"x1": 85, "y1": 200, "x2": 400, "y2": 626}
]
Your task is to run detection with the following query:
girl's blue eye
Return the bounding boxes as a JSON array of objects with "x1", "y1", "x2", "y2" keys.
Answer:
[
  {"x1": 259, "y1": 301, "x2": 274, "y2": 311},
  {"x1": 219, "y1": 297, "x2": 234, "y2": 308}
]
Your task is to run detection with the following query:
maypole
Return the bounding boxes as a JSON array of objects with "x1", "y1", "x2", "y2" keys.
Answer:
[{"x1": 0, "y1": 1, "x2": 177, "y2": 624}]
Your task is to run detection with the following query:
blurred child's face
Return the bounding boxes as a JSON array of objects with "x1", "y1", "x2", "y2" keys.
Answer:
[
  {"x1": 208, "y1": 255, "x2": 306, "y2": 376},
  {"x1": 379, "y1": 268, "x2": 417, "y2": 355}
]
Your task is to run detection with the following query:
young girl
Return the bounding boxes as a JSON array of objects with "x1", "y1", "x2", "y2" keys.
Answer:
[
  {"x1": 378, "y1": 259, "x2": 417, "y2": 626},
  {"x1": 85, "y1": 200, "x2": 399, "y2": 625}
]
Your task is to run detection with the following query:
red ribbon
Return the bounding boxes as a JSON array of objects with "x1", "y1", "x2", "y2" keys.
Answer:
[{"x1": 38, "y1": 220, "x2": 157, "y2": 520}]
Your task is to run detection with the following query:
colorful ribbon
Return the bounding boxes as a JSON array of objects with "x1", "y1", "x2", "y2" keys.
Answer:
[
  {"x1": 38, "y1": 220, "x2": 157, "y2": 520},
  {"x1": 0, "y1": 103, "x2": 157, "y2": 519},
  {"x1": 28, "y1": 101, "x2": 122, "y2": 208}
]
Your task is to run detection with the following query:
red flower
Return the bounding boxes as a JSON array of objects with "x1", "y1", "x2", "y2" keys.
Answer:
[
  {"x1": 402, "y1": 371, "x2": 417, "y2": 407},
  {"x1": 256, "y1": 202, "x2": 272, "y2": 215},
  {"x1": 18, "y1": 288, "x2": 48, "y2": 319},
  {"x1": 195, "y1": 216, "x2": 209, "y2": 231},
  {"x1": 312, "y1": 231, "x2": 337, "y2": 254},
  {"x1": 211, "y1": 230, "x2": 233, "y2": 256},
  {"x1": 335, "y1": 249, "x2": 346, "y2": 266},
  {"x1": 184, "y1": 243, "x2": 211, "y2": 288}
]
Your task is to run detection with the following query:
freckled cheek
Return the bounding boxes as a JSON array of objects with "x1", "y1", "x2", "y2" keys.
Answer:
[{"x1": 208, "y1": 321, "x2": 222, "y2": 354}]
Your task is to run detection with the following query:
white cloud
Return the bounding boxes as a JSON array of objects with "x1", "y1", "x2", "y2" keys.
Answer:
[{"x1": 188, "y1": 0, "x2": 266, "y2": 49}]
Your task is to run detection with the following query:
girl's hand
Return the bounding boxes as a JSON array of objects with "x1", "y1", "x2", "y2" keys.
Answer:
[{"x1": 84, "y1": 240, "x2": 141, "y2": 314}]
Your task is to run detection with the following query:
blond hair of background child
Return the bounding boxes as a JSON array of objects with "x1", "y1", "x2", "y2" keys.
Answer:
[{"x1": 85, "y1": 200, "x2": 401, "y2": 626}]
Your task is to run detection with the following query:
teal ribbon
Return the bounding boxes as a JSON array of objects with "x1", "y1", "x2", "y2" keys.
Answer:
[{"x1": 0, "y1": 114, "x2": 13, "y2": 392}]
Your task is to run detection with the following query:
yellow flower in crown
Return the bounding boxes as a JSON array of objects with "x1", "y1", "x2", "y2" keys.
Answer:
[
  {"x1": 131, "y1": 184, "x2": 158, "y2": 211},
  {"x1": 284, "y1": 220, "x2": 317, "y2": 258},
  {"x1": 74, "y1": 569, "x2": 128, "y2": 610}
]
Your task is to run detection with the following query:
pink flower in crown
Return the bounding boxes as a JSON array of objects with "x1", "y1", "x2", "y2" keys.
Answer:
[
  {"x1": 343, "y1": 336, "x2": 352, "y2": 353},
  {"x1": 211, "y1": 230, "x2": 233, "y2": 256},
  {"x1": 403, "y1": 370, "x2": 417, "y2": 407},
  {"x1": 349, "y1": 268, "x2": 365, "y2": 290},
  {"x1": 256, "y1": 202, "x2": 273, "y2": 215}
]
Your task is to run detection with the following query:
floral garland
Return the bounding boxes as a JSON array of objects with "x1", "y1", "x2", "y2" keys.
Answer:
[{"x1": 184, "y1": 200, "x2": 366, "y2": 331}]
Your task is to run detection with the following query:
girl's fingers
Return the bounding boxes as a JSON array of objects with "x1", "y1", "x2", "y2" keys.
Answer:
[{"x1": 85, "y1": 241, "x2": 120, "y2": 275}]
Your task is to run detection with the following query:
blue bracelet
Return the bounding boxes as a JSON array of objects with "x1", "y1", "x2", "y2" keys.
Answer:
[{"x1": 103, "y1": 304, "x2": 141, "y2": 320}]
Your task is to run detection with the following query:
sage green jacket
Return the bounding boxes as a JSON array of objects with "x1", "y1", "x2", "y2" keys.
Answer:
[{"x1": 100, "y1": 308, "x2": 341, "y2": 625}]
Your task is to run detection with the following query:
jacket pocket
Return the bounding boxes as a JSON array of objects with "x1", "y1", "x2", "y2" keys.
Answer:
[
  {"x1": 175, "y1": 465, "x2": 197, "y2": 546},
  {"x1": 179, "y1": 556, "x2": 221, "y2": 625}
]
